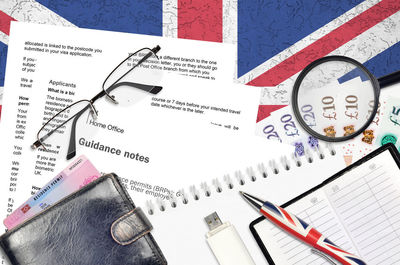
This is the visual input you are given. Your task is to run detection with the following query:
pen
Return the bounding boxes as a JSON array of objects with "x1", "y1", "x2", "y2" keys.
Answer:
[{"x1": 240, "y1": 191, "x2": 366, "y2": 265}]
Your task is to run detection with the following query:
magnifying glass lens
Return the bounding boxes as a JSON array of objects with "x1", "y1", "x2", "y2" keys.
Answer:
[{"x1": 295, "y1": 59, "x2": 378, "y2": 141}]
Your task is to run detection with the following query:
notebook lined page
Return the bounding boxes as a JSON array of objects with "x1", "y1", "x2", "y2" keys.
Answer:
[
  {"x1": 254, "y1": 189, "x2": 356, "y2": 265},
  {"x1": 325, "y1": 149, "x2": 400, "y2": 264}
]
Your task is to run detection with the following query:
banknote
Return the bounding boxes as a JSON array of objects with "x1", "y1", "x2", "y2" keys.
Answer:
[
  {"x1": 376, "y1": 96, "x2": 400, "y2": 151},
  {"x1": 270, "y1": 106, "x2": 320, "y2": 156},
  {"x1": 256, "y1": 77, "x2": 388, "y2": 165},
  {"x1": 3, "y1": 155, "x2": 100, "y2": 229},
  {"x1": 339, "y1": 97, "x2": 386, "y2": 164},
  {"x1": 255, "y1": 112, "x2": 284, "y2": 144},
  {"x1": 295, "y1": 76, "x2": 387, "y2": 163},
  {"x1": 303, "y1": 78, "x2": 369, "y2": 139},
  {"x1": 335, "y1": 78, "x2": 372, "y2": 137},
  {"x1": 256, "y1": 105, "x2": 321, "y2": 157},
  {"x1": 296, "y1": 80, "x2": 343, "y2": 138}
]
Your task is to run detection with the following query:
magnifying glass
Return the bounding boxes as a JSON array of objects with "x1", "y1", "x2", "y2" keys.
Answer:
[{"x1": 292, "y1": 55, "x2": 400, "y2": 142}]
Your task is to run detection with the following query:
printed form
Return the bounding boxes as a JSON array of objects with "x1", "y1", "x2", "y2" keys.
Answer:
[{"x1": 0, "y1": 21, "x2": 278, "y2": 239}]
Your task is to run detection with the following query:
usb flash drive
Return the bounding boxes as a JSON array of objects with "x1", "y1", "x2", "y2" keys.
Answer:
[{"x1": 204, "y1": 212, "x2": 256, "y2": 265}]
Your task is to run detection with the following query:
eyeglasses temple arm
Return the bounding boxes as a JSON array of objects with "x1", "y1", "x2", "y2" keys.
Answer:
[
  {"x1": 151, "y1": 45, "x2": 161, "y2": 54},
  {"x1": 102, "y1": 46, "x2": 161, "y2": 94},
  {"x1": 105, "y1": 82, "x2": 162, "y2": 95},
  {"x1": 136, "y1": 46, "x2": 160, "y2": 66},
  {"x1": 32, "y1": 112, "x2": 80, "y2": 149},
  {"x1": 32, "y1": 101, "x2": 91, "y2": 150},
  {"x1": 66, "y1": 105, "x2": 90, "y2": 160}
]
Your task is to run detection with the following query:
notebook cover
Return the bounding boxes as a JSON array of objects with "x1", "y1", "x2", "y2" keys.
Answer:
[
  {"x1": 0, "y1": 173, "x2": 167, "y2": 265},
  {"x1": 249, "y1": 143, "x2": 400, "y2": 264}
]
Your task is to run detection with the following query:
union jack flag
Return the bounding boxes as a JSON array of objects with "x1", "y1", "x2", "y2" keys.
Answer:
[{"x1": 0, "y1": 0, "x2": 399, "y2": 122}]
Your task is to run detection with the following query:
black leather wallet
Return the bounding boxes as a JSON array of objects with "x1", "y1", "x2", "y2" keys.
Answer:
[{"x1": 0, "y1": 173, "x2": 167, "y2": 265}]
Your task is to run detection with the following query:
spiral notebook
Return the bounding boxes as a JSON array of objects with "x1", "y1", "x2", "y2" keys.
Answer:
[{"x1": 147, "y1": 143, "x2": 346, "y2": 264}]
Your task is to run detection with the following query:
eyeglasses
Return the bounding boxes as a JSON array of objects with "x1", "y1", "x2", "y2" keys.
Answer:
[{"x1": 31, "y1": 46, "x2": 163, "y2": 160}]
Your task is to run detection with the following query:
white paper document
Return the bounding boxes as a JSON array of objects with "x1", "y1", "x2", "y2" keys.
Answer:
[{"x1": 0, "y1": 22, "x2": 270, "y2": 232}]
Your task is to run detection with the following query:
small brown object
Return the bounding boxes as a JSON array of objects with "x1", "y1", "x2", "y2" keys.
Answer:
[
  {"x1": 362, "y1": 129, "x2": 375, "y2": 144},
  {"x1": 343, "y1": 125, "x2": 355, "y2": 136},
  {"x1": 324, "y1": 126, "x2": 336, "y2": 137}
]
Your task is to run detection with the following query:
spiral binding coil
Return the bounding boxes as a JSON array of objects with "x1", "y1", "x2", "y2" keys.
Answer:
[{"x1": 146, "y1": 144, "x2": 337, "y2": 215}]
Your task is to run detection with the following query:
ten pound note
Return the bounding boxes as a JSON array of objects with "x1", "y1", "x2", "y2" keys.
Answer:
[{"x1": 3, "y1": 156, "x2": 101, "y2": 230}]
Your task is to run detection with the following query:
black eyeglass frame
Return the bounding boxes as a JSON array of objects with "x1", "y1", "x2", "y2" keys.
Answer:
[{"x1": 32, "y1": 45, "x2": 163, "y2": 160}]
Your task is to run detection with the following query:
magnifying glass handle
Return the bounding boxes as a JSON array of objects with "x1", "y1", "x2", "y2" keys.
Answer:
[{"x1": 378, "y1": 70, "x2": 400, "y2": 89}]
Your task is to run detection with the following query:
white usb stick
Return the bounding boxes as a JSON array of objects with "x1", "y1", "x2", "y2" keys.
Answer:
[{"x1": 204, "y1": 212, "x2": 256, "y2": 265}]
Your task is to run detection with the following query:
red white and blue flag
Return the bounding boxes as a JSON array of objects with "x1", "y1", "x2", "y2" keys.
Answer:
[{"x1": 0, "y1": 0, "x2": 399, "y2": 121}]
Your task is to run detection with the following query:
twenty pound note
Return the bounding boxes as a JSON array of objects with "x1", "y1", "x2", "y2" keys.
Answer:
[{"x1": 3, "y1": 155, "x2": 100, "y2": 230}]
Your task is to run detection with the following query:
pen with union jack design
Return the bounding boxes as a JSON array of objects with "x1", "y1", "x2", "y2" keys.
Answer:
[{"x1": 240, "y1": 192, "x2": 366, "y2": 265}]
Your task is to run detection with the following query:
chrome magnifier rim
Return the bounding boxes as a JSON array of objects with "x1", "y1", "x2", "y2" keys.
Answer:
[{"x1": 291, "y1": 55, "x2": 381, "y2": 142}]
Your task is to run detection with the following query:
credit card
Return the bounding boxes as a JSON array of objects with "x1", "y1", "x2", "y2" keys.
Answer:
[{"x1": 4, "y1": 155, "x2": 100, "y2": 229}]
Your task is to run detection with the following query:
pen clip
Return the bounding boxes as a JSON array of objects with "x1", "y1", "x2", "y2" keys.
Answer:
[{"x1": 310, "y1": 249, "x2": 338, "y2": 265}]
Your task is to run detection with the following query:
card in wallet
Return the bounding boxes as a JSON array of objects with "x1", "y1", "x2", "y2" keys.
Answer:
[{"x1": 0, "y1": 173, "x2": 167, "y2": 265}]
